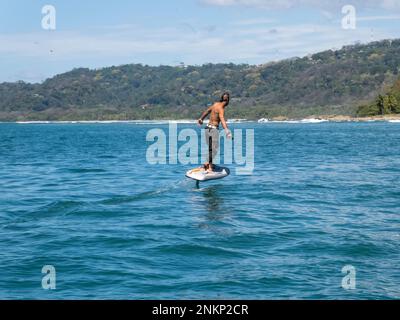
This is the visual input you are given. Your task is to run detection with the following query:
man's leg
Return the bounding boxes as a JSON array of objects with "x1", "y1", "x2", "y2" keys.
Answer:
[
  {"x1": 207, "y1": 128, "x2": 219, "y2": 172},
  {"x1": 204, "y1": 129, "x2": 211, "y2": 170},
  {"x1": 208, "y1": 135, "x2": 213, "y2": 168}
]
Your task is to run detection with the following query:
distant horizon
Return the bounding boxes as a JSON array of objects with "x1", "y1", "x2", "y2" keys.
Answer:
[{"x1": 3, "y1": 113, "x2": 400, "y2": 123}]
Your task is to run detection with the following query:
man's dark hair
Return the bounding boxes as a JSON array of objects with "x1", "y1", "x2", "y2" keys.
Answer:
[{"x1": 220, "y1": 92, "x2": 230, "y2": 103}]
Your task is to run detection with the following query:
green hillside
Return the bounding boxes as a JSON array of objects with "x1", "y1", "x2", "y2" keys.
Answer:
[{"x1": 1, "y1": 39, "x2": 400, "y2": 121}]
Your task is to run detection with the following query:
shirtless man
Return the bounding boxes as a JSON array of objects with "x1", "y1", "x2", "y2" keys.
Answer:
[{"x1": 198, "y1": 92, "x2": 232, "y2": 172}]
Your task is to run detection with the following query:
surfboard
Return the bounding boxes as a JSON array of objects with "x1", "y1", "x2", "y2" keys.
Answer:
[{"x1": 186, "y1": 166, "x2": 230, "y2": 182}]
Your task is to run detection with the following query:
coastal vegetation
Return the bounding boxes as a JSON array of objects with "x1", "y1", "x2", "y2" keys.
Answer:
[
  {"x1": 357, "y1": 78, "x2": 400, "y2": 116},
  {"x1": 1, "y1": 39, "x2": 400, "y2": 121}
]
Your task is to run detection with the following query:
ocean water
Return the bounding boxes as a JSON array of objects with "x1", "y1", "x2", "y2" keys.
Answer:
[{"x1": 0, "y1": 122, "x2": 399, "y2": 300}]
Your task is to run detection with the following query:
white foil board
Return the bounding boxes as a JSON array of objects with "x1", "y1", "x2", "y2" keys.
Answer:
[{"x1": 186, "y1": 166, "x2": 230, "y2": 182}]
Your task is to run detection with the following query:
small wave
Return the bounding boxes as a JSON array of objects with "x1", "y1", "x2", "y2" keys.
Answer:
[
  {"x1": 97, "y1": 155, "x2": 117, "y2": 159},
  {"x1": 154, "y1": 243, "x2": 243, "y2": 257},
  {"x1": 300, "y1": 119, "x2": 328, "y2": 123},
  {"x1": 259, "y1": 118, "x2": 329, "y2": 124},
  {"x1": 67, "y1": 168, "x2": 107, "y2": 174},
  {"x1": 16, "y1": 121, "x2": 52, "y2": 124},
  {"x1": 259, "y1": 120, "x2": 302, "y2": 124},
  {"x1": 101, "y1": 179, "x2": 190, "y2": 205},
  {"x1": 279, "y1": 120, "x2": 301, "y2": 123},
  {"x1": 38, "y1": 200, "x2": 84, "y2": 216},
  {"x1": 129, "y1": 120, "x2": 198, "y2": 125},
  {"x1": 100, "y1": 191, "x2": 162, "y2": 205},
  {"x1": 14, "y1": 120, "x2": 197, "y2": 125},
  {"x1": 230, "y1": 119, "x2": 248, "y2": 123}
]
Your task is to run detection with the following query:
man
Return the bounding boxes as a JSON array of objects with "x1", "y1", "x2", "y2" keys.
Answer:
[{"x1": 198, "y1": 92, "x2": 232, "y2": 173}]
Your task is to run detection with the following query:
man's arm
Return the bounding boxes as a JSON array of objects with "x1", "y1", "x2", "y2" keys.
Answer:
[
  {"x1": 198, "y1": 106, "x2": 211, "y2": 125},
  {"x1": 219, "y1": 108, "x2": 232, "y2": 138}
]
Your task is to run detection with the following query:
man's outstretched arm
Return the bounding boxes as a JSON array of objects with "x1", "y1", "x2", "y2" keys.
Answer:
[{"x1": 198, "y1": 106, "x2": 211, "y2": 125}]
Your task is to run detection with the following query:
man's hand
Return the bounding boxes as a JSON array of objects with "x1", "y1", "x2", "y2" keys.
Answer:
[
  {"x1": 225, "y1": 129, "x2": 232, "y2": 139},
  {"x1": 198, "y1": 107, "x2": 212, "y2": 126}
]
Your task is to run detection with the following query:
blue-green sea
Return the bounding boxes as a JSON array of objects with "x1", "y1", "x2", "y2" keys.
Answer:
[{"x1": 0, "y1": 122, "x2": 399, "y2": 299}]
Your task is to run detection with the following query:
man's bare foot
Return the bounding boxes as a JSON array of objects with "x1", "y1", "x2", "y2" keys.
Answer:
[{"x1": 206, "y1": 164, "x2": 215, "y2": 173}]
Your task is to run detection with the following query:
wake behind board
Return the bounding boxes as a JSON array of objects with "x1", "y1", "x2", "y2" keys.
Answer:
[{"x1": 186, "y1": 166, "x2": 230, "y2": 182}]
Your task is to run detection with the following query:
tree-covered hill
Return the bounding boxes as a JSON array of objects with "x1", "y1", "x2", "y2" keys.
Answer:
[{"x1": 1, "y1": 39, "x2": 400, "y2": 121}]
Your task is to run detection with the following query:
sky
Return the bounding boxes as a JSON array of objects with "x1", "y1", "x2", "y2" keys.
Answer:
[{"x1": 1, "y1": 0, "x2": 400, "y2": 82}]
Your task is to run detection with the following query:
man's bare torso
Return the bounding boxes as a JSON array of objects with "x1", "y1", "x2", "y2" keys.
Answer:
[{"x1": 209, "y1": 102, "x2": 225, "y2": 127}]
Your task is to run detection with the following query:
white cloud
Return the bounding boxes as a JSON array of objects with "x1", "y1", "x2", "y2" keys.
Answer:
[
  {"x1": 382, "y1": 0, "x2": 400, "y2": 9},
  {"x1": 233, "y1": 18, "x2": 277, "y2": 25},
  {"x1": 358, "y1": 14, "x2": 400, "y2": 21},
  {"x1": 201, "y1": 0, "x2": 400, "y2": 11}
]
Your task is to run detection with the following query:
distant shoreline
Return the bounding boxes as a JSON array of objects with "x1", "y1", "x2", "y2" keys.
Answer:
[
  {"x1": 2, "y1": 115, "x2": 400, "y2": 124},
  {"x1": 267, "y1": 114, "x2": 400, "y2": 122}
]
